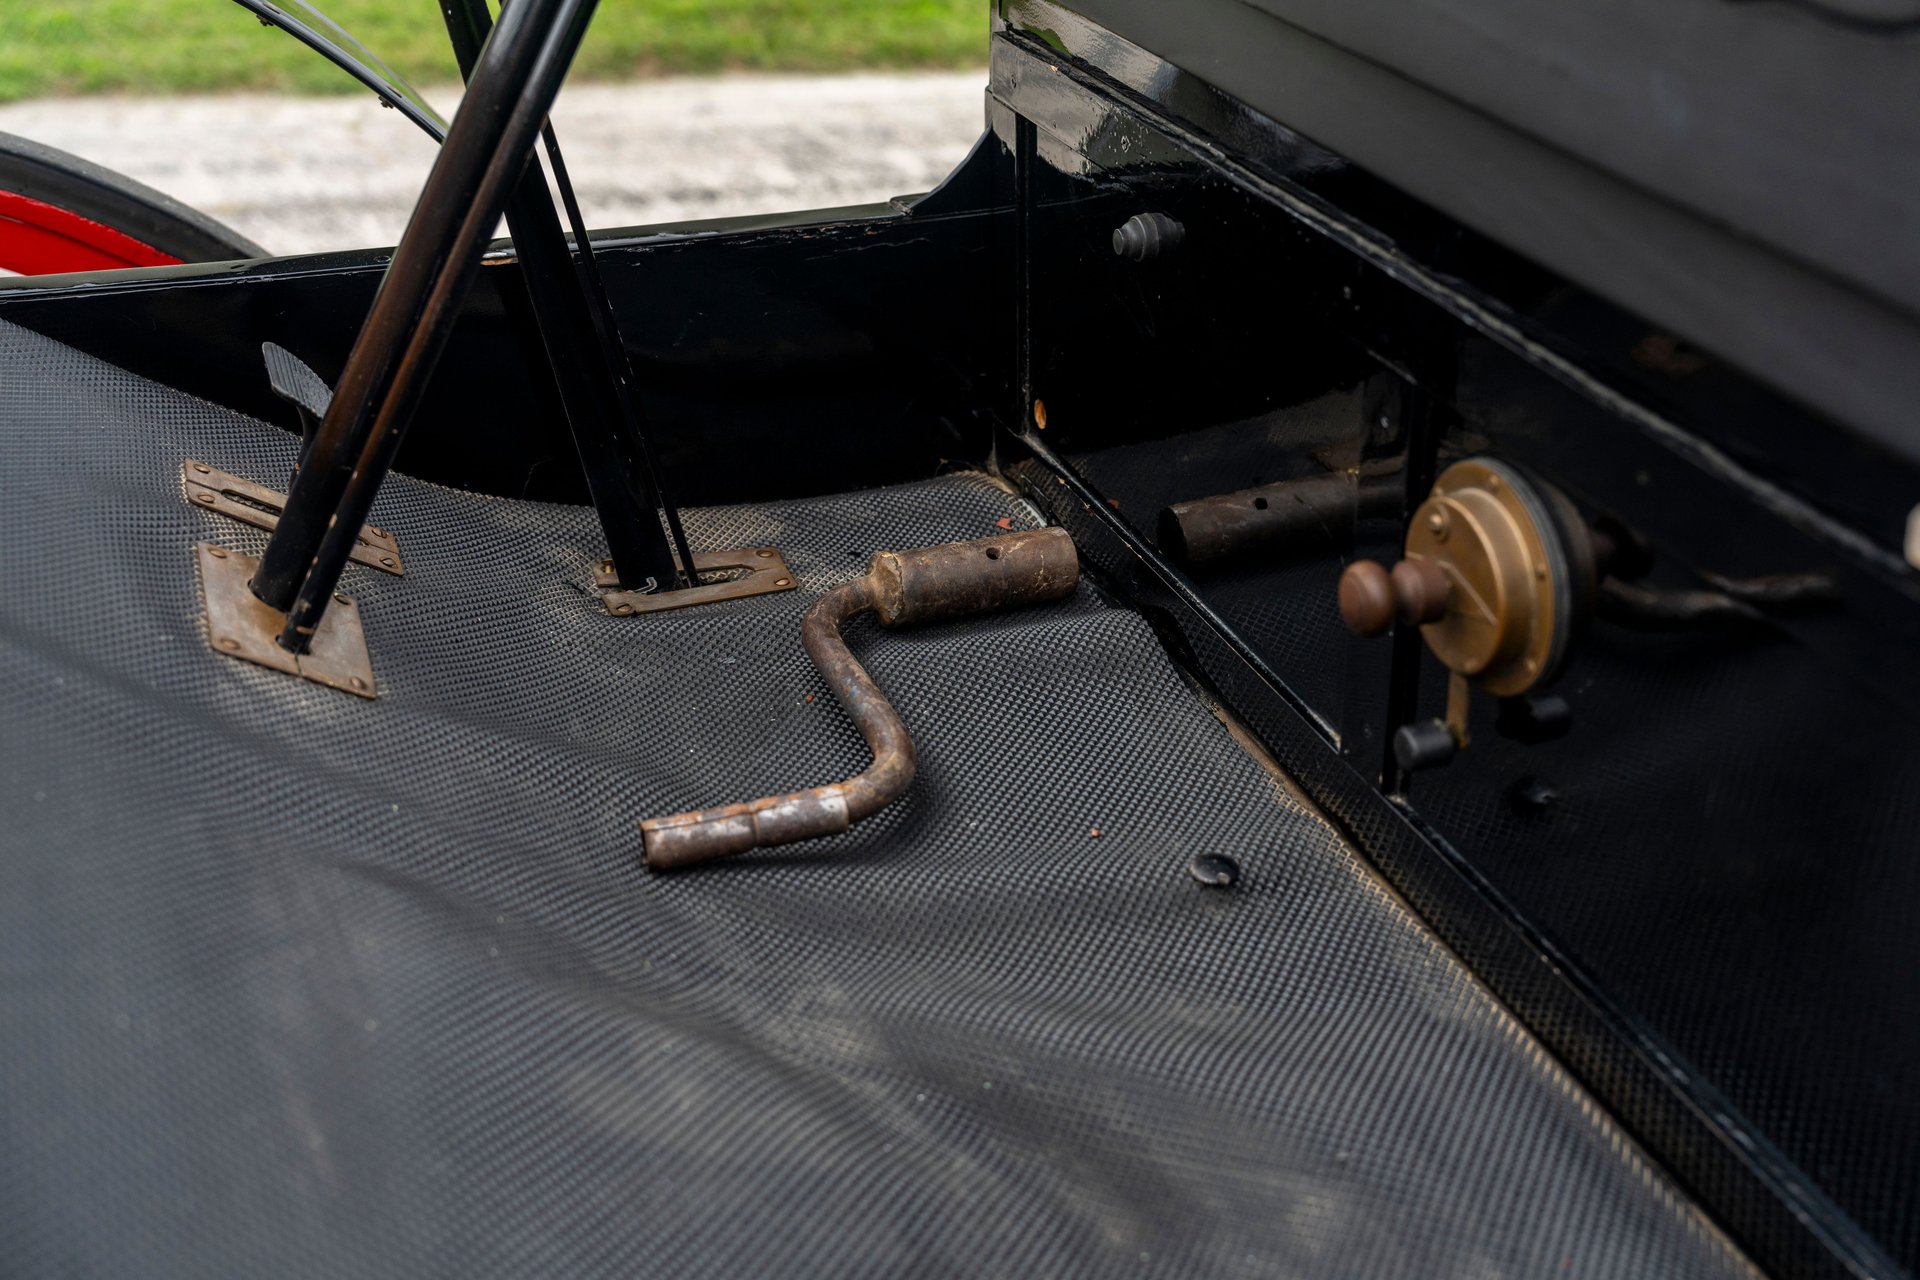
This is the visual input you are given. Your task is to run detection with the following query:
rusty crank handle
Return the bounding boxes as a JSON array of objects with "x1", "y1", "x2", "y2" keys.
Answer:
[{"x1": 641, "y1": 527, "x2": 1081, "y2": 870}]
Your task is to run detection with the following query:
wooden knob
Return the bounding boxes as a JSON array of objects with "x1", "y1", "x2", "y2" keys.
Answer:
[
  {"x1": 1338, "y1": 558, "x2": 1453, "y2": 636},
  {"x1": 1338, "y1": 560, "x2": 1397, "y2": 636},
  {"x1": 1390, "y1": 557, "x2": 1451, "y2": 625}
]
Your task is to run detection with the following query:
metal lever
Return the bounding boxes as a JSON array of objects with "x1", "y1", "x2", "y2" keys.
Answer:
[{"x1": 641, "y1": 528, "x2": 1081, "y2": 870}]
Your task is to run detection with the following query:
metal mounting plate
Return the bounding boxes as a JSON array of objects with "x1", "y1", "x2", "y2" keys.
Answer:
[
  {"x1": 196, "y1": 543, "x2": 377, "y2": 698},
  {"x1": 183, "y1": 460, "x2": 405, "y2": 575},
  {"x1": 599, "y1": 547, "x2": 797, "y2": 616}
]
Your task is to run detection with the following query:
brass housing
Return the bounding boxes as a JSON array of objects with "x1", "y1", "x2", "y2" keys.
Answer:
[{"x1": 1402, "y1": 458, "x2": 1585, "y2": 697}]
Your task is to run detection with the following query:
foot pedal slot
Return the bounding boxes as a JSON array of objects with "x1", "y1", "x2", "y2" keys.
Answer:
[
  {"x1": 598, "y1": 547, "x2": 797, "y2": 616},
  {"x1": 184, "y1": 460, "x2": 404, "y2": 576},
  {"x1": 196, "y1": 543, "x2": 377, "y2": 698}
]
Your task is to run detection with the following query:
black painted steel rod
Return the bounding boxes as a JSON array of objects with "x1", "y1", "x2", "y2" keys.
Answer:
[
  {"x1": 272, "y1": 0, "x2": 601, "y2": 651},
  {"x1": 439, "y1": 0, "x2": 693, "y2": 592},
  {"x1": 539, "y1": 122, "x2": 700, "y2": 589}
]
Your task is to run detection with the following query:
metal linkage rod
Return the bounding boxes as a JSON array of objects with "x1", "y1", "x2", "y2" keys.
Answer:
[
  {"x1": 439, "y1": 0, "x2": 693, "y2": 592},
  {"x1": 539, "y1": 123, "x2": 700, "y2": 588},
  {"x1": 267, "y1": 0, "x2": 602, "y2": 651}
]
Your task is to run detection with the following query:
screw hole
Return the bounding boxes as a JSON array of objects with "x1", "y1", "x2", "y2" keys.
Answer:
[
  {"x1": 985, "y1": 547, "x2": 1001, "y2": 560},
  {"x1": 1253, "y1": 497, "x2": 1269, "y2": 510}
]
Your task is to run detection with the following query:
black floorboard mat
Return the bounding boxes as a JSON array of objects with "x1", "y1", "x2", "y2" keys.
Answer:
[{"x1": 0, "y1": 320, "x2": 1754, "y2": 1278}]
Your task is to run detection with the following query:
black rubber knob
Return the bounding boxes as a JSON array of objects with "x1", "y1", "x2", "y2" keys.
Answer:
[
  {"x1": 1112, "y1": 212, "x2": 1185, "y2": 262},
  {"x1": 1393, "y1": 720, "x2": 1459, "y2": 772}
]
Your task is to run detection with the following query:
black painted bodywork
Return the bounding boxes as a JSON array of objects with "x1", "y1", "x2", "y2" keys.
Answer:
[{"x1": 1, "y1": 5, "x2": 1915, "y2": 1277}]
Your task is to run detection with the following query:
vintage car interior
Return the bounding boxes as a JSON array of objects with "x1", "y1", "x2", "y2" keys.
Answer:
[{"x1": 2, "y1": 1, "x2": 1915, "y2": 1276}]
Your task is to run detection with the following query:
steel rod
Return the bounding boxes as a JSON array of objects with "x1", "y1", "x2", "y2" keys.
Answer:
[
  {"x1": 539, "y1": 123, "x2": 701, "y2": 589},
  {"x1": 641, "y1": 529, "x2": 1080, "y2": 869},
  {"x1": 439, "y1": 0, "x2": 688, "y2": 592},
  {"x1": 274, "y1": 0, "x2": 601, "y2": 650}
]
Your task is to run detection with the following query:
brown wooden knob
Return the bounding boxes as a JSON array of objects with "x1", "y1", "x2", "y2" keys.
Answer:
[
  {"x1": 1338, "y1": 558, "x2": 1453, "y2": 636},
  {"x1": 1338, "y1": 560, "x2": 1397, "y2": 636},
  {"x1": 1390, "y1": 557, "x2": 1451, "y2": 625}
]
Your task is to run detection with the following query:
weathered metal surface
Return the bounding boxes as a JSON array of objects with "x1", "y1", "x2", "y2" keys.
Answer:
[
  {"x1": 598, "y1": 547, "x2": 796, "y2": 616},
  {"x1": 1160, "y1": 472, "x2": 1400, "y2": 568},
  {"x1": 195, "y1": 543, "x2": 376, "y2": 698},
  {"x1": 866, "y1": 527, "x2": 1079, "y2": 628},
  {"x1": 182, "y1": 460, "x2": 404, "y2": 575},
  {"x1": 642, "y1": 529, "x2": 1079, "y2": 869}
]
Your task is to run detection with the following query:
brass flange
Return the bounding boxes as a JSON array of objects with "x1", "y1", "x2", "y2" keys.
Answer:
[{"x1": 1339, "y1": 457, "x2": 1592, "y2": 698}]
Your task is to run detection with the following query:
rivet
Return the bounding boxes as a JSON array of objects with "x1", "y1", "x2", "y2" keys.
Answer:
[
  {"x1": 774, "y1": 577, "x2": 792, "y2": 587},
  {"x1": 217, "y1": 637, "x2": 240, "y2": 651},
  {"x1": 194, "y1": 492, "x2": 216, "y2": 505},
  {"x1": 191, "y1": 462, "x2": 211, "y2": 474},
  {"x1": 757, "y1": 549, "x2": 775, "y2": 558},
  {"x1": 350, "y1": 677, "x2": 368, "y2": 691},
  {"x1": 610, "y1": 602, "x2": 634, "y2": 616},
  {"x1": 1486, "y1": 474, "x2": 1502, "y2": 490},
  {"x1": 208, "y1": 546, "x2": 228, "y2": 559},
  {"x1": 333, "y1": 592, "x2": 351, "y2": 605},
  {"x1": 379, "y1": 556, "x2": 396, "y2": 568},
  {"x1": 368, "y1": 527, "x2": 385, "y2": 539},
  {"x1": 1188, "y1": 853, "x2": 1241, "y2": 889}
]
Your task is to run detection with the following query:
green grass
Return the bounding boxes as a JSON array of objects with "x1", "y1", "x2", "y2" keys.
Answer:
[{"x1": 0, "y1": 0, "x2": 986, "y2": 103}]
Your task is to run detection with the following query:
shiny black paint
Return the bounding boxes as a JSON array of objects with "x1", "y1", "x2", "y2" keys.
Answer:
[
  {"x1": 986, "y1": 12, "x2": 1920, "y2": 1279},
  {"x1": 0, "y1": 7, "x2": 1912, "y2": 1274}
]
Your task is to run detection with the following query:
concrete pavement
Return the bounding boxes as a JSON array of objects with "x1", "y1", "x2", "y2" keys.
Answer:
[{"x1": 0, "y1": 72, "x2": 986, "y2": 257}]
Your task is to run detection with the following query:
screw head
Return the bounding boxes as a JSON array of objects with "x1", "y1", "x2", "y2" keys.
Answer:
[{"x1": 1426, "y1": 509, "x2": 1449, "y2": 540}]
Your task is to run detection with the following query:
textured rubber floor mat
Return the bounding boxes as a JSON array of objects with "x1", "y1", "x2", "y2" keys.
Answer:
[{"x1": 0, "y1": 319, "x2": 1755, "y2": 1278}]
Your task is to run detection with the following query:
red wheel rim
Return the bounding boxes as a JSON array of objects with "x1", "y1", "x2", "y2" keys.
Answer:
[{"x1": 0, "y1": 189, "x2": 183, "y2": 275}]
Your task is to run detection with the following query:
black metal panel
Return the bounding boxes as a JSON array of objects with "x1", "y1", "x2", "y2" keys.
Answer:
[
  {"x1": 0, "y1": 192, "x2": 1009, "y2": 506},
  {"x1": 987, "y1": 17, "x2": 1920, "y2": 1279},
  {"x1": 1004, "y1": 0, "x2": 1920, "y2": 483}
]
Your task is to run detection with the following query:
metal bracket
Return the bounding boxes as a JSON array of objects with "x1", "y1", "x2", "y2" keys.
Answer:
[
  {"x1": 183, "y1": 460, "x2": 404, "y2": 576},
  {"x1": 598, "y1": 547, "x2": 797, "y2": 616},
  {"x1": 196, "y1": 543, "x2": 377, "y2": 698}
]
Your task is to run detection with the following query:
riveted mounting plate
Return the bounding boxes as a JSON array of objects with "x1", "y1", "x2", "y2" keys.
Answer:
[
  {"x1": 183, "y1": 459, "x2": 404, "y2": 576},
  {"x1": 598, "y1": 547, "x2": 797, "y2": 616},
  {"x1": 196, "y1": 543, "x2": 377, "y2": 698}
]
